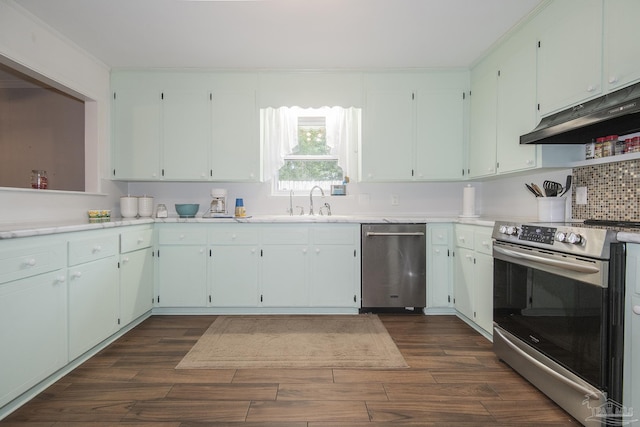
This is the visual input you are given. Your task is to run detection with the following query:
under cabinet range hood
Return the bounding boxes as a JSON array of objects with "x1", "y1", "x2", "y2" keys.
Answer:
[{"x1": 520, "y1": 81, "x2": 640, "y2": 144}]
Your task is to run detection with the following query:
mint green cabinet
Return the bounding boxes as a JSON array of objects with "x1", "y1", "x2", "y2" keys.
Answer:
[
  {"x1": 111, "y1": 82, "x2": 161, "y2": 180},
  {"x1": 453, "y1": 224, "x2": 493, "y2": 336},
  {"x1": 119, "y1": 226, "x2": 154, "y2": 325},
  {"x1": 209, "y1": 226, "x2": 260, "y2": 307},
  {"x1": 536, "y1": 0, "x2": 603, "y2": 116},
  {"x1": 604, "y1": 0, "x2": 640, "y2": 91},
  {"x1": 157, "y1": 228, "x2": 208, "y2": 307},
  {"x1": 0, "y1": 269, "x2": 67, "y2": 408},
  {"x1": 361, "y1": 89, "x2": 414, "y2": 181},
  {"x1": 67, "y1": 232, "x2": 119, "y2": 360},
  {"x1": 211, "y1": 90, "x2": 260, "y2": 181},
  {"x1": 426, "y1": 224, "x2": 453, "y2": 313},
  {"x1": 468, "y1": 67, "x2": 498, "y2": 178},
  {"x1": 162, "y1": 89, "x2": 211, "y2": 180}
]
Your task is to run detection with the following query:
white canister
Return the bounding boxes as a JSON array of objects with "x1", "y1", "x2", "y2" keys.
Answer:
[
  {"x1": 537, "y1": 197, "x2": 566, "y2": 222},
  {"x1": 120, "y1": 196, "x2": 138, "y2": 218},
  {"x1": 138, "y1": 196, "x2": 154, "y2": 217}
]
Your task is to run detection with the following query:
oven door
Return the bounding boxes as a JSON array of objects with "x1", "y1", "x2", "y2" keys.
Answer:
[{"x1": 493, "y1": 240, "x2": 609, "y2": 389}]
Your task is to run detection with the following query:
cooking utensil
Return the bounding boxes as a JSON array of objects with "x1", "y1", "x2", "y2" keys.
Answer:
[
  {"x1": 543, "y1": 180, "x2": 562, "y2": 197},
  {"x1": 525, "y1": 183, "x2": 540, "y2": 197},
  {"x1": 531, "y1": 183, "x2": 545, "y2": 197},
  {"x1": 559, "y1": 175, "x2": 572, "y2": 197}
]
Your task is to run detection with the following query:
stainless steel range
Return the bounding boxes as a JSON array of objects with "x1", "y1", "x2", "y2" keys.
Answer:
[{"x1": 492, "y1": 221, "x2": 625, "y2": 427}]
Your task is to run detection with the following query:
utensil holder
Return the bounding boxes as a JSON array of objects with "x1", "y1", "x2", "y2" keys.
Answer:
[{"x1": 537, "y1": 197, "x2": 566, "y2": 222}]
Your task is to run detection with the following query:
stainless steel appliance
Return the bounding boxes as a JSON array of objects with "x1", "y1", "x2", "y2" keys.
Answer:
[
  {"x1": 492, "y1": 221, "x2": 625, "y2": 426},
  {"x1": 361, "y1": 224, "x2": 426, "y2": 310}
]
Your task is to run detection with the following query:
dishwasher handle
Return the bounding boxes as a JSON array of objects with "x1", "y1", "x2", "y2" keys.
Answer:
[{"x1": 366, "y1": 232, "x2": 425, "y2": 237}]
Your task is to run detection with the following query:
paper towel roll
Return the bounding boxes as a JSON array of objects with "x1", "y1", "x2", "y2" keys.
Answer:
[{"x1": 462, "y1": 185, "x2": 476, "y2": 217}]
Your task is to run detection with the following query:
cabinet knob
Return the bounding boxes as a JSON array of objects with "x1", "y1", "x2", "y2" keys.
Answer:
[
  {"x1": 55, "y1": 275, "x2": 66, "y2": 283},
  {"x1": 93, "y1": 245, "x2": 102, "y2": 252},
  {"x1": 122, "y1": 256, "x2": 130, "y2": 263},
  {"x1": 435, "y1": 249, "x2": 441, "y2": 254},
  {"x1": 302, "y1": 248, "x2": 308, "y2": 254},
  {"x1": 633, "y1": 305, "x2": 640, "y2": 315},
  {"x1": 586, "y1": 85, "x2": 596, "y2": 92},
  {"x1": 458, "y1": 236, "x2": 465, "y2": 242},
  {"x1": 72, "y1": 271, "x2": 82, "y2": 279},
  {"x1": 137, "y1": 237, "x2": 144, "y2": 243},
  {"x1": 609, "y1": 76, "x2": 619, "y2": 84},
  {"x1": 179, "y1": 234, "x2": 185, "y2": 240},
  {"x1": 525, "y1": 159, "x2": 534, "y2": 166},
  {"x1": 199, "y1": 248, "x2": 205, "y2": 254},
  {"x1": 23, "y1": 258, "x2": 37, "y2": 267},
  {"x1": 200, "y1": 172, "x2": 206, "y2": 178},
  {"x1": 465, "y1": 254, "x2": 473, "y2": 260},
  {"x1": 251, "y1": 248, "x2": 256, "y2": 254},
  {"x1": 231, "y1": 234, "x2": 237, "y2": 240},
  {"x1": 249, "y1": 173, "x2": 255, "y2": 179},
  {"x1": 482, "y1": 241, "x2": 490, "y2": 247},
  {"x1": 315, "y1": 248, "x2": 320, "y2": 254}
]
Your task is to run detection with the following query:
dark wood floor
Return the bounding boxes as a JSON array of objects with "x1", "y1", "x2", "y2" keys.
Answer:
[{"x1": 1, "y1": 314, "x2": 580, "y2": 426}]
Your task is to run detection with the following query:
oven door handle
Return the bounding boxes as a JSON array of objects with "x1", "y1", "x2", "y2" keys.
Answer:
[
  {"x1": 494, "y1": 328, "x2": 601, "y2": 399},
  {"x1": 493, "y1": 246, "x2": 600, "y2": 274}
]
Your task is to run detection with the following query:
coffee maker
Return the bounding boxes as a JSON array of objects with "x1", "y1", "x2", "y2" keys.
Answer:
[{"x1": 206, "y1": 188, "x2": 229, "y2": 217}]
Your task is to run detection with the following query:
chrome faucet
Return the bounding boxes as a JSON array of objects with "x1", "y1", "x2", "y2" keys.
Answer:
[{"x1": 309, "y1": 185, "x2": 325, "y2": 215}]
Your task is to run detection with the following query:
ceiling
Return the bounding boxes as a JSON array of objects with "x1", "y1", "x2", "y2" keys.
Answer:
[{"x1": 13, "y1": 0, "x2": 543, "y2": 70}]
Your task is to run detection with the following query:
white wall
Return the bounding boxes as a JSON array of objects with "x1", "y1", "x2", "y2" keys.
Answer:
[{"x1": 0, "y1": 0, "x2": 124, "y2": 226}]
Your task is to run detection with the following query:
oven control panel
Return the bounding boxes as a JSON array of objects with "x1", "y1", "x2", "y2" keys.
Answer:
[{"x1": 519, "y1": 225, "x2": 556, "y2": 245}]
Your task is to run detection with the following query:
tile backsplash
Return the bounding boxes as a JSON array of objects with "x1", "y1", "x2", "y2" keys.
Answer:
[{"x1": 572, "y1": 159, "x2": 640, "y2": 221}]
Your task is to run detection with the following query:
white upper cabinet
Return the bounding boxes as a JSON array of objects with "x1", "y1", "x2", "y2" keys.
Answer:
[
  {"x1": 536, "y1": 0, "x2": 603, "y2": 116},
  {"x1": 112, "y1": 75, "x2": 161, "y2": 180},
  {"x1": 361, "y1": 88, "x2": 414, "y2": 181},
  {"x1": 361, "y1": 72, "x2": 467, "y2": 182},
  {"x1": 211, "y1": 90, "x2": 260, "y2": 182},
  {"x1": 495, "y1": 36, "x2": 538, "y2": 174},
  {"x1": 162, "y1": 89, "x2": 211, "y2": 180},
  {"x1": 604, "y1": 0, "x2": 640, "y2": 91},
  {"x1": 468, "y1": 66, "x2": 497, "y2": 178}
]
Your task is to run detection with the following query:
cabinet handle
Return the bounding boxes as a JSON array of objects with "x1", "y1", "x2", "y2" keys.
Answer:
[
  {"x1": 315, "y1": 248, "x2": 320, "y2": 254},
  {"x1": 609, "y1": 76, "x2": 619, "y2": 84},
  {"x1": 525, "y1": 159, "x2": 534, "y2": 165},
  {"x1": 465, "y1": 254, "x2": 473, "y2": 260},
  {"x1": 55, "y1": 275, "x2": 66, "y2": 283},
  {"x1": 302, "y1": 248, "x2": 308, "y2": 254},
  {"x1": 231, "y1": 234, "x2": 237, "y2": 240},
  {"x1": 23, "y1": 258, "x2": 36, "y2": 267},
  {"x1": 458, "y1": 236, "x2": 465, "y2": 242},
  {"x1": 633, "y1": 305, "x2": 640, "y2": 315},
  {"x1": 122, "y1": 257, "x2": 130, "y2": 263},
  {"x1": 72, "y1": 271, "x2": 82, "y2": 279},
  {"x1": 586, "y1": 85, "x2": 595, "y2": 92},
  {"x1": 251, "y1": 248, "x2": 256, "y2": 254},
  {"x1": 435, "y1": 249, "x2": 441, "y2": 254},
  {"x1": 482, "y1": 241, "x2": 490, "y2": 247},
  {"x1": 179, "y1": 234, "x2": 185, "y2": 240},
  {"x1": 137, "y1": 237, "x2": 144, "y2": 243},
  {"x1": 93, "y1": 245, "x2": 102, "y2": 252},
  {"x1": 199, "y1": 248, "x2": 205, "y2": 254}
]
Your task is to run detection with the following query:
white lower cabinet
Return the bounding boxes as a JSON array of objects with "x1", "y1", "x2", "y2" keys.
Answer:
[
  {"x1": 209, "y1": 226, "x2": 260, "y2": 307},
  {"x1": 67, "y1": 232, "x2": 120, "y2": 360},
  {"x1": 453, "y1": 224, "x2": 493, "y2": 336},
  {"x1": 624, "y1": 244, "x2": 640, "y2": 414},
  {"x1": 119, "y1": 226, "x2": 154, "y2": 325},
  {"x1": 0, "y1": 269, "x2": 67, "y2": 408},
  {"x1": 426, "y1": 224, "x2": 454, "y2": 313},
  {"x1": 157, "y1": 235, "x2": 208, "y2": 307}
]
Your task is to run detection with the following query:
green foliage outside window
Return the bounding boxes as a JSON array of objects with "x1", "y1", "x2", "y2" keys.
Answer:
[{"x1": 279, "y1": 126, "x2": 343, "y2": 182}]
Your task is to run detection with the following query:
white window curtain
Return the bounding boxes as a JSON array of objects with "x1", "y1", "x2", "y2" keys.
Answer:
[{"x1": 262, "y1": 106, "x2": 359, "y2": 180}]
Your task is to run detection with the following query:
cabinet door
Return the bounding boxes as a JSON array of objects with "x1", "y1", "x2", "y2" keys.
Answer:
[
  {"x1": 261, "y1": 245, "x2": 308, "y2": 307},
  {"x1": 120, "y1": 247, "x2": 153, "y2": 325},
  {"x1": 157, "y1": 245, "x2": 207, "y2": 307},
  {"x1": 112, "y1": 86, "x2": 161, "y2": 180},
  {"x1": 428, "y1": 245, "x2": 452, "y2": 309},
  {"x1": 474, "y1": 252, "x2": 494, "y2": 334},
  {"x1": 309, "y1": 245, "x2": 358, "y2": 307},
  {"x1": 211, "y1": 91, "x2": 260, "y2": 181},
  {"x1": 624, "y1": 244, "x2": 640, "y2": 412},
  {"x1": 210, "y1": 245, "x2": 259, "y2": 306},
  {"x1": 68, "y1": 257, "x2": 119, "y2": 360},
  {"x1": 453, "y1": 247, "x2": 475, "y2": 321},
  {"x1": 360, "y1": 90, "x2": 414, "y2": 181},
  {"x1": 536, "y1": 0, "x2": 603, "y2": 116},
  {"x1": 496, "y1": 40, "x2": 538, "y2": 174},
  {"x1": 0, "y1": 270, "x2": 67, "y2": 407},
  {"x1": 468, "y1": 67, "x2": 497, "y2": 178},
  {"x1": 162, "y1": 89, "x2": 211, "y2": 180},
  {"x1": 415, "y1": 89, "x2": 464, "y2": 180},
  {"x1": 604, "y1": 0, "x2": 640, "y2": 91}
]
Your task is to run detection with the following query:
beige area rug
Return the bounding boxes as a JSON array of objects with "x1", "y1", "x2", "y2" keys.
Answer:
[{"x1": 176, "y1": 315, "x2": 408, "y2": 369}]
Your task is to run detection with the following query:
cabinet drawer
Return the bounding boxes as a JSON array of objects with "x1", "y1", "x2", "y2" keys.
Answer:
[
  {"x1": 261, "y1": 226, "x2": 308, "y2": 244},
  {"x1": 454, "y1": 225, "x2": 474, "y2": 249},
  {"x1": 311, "y1": 225, "x2": 357, "y2": 245},
  {"x1": 474, "y1": 230, "x2": 493, "y2": 255},
  {"x1": 121, "y1": 227, "x2": 153, "y2": 253},
  {"x1": 159, "y1": 228, "x2": 207, "y2": 245},
  {"x1": 209, "y1": 226, "x2": 259, "y2": 245},
  {"x1": 68, "y1": 234, "x2": 119, "y2": 266},
  {"x1": 430, "y1": 226, "x2": 451, "y2": 245},
  {"x1": 0, "y1": 241, "x2": 66, "y2": 284}
]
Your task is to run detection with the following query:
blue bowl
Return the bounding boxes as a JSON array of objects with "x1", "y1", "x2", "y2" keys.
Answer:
[{"x1": 175, "y1": 204, "x2": 199, "y2": 218}]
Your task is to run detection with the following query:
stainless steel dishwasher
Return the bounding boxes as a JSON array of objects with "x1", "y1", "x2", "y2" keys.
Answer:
[{"x1": 361, "y1": 224, "x2": 426, "y2": 309}]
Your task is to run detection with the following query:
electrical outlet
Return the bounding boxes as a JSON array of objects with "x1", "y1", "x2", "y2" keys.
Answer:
[
  {"x1": 576, "y1": 186, "x2": 587, "y2": 205},
  {"x1": 391, "y1": 195, "x2": 399, "y2": 206}
]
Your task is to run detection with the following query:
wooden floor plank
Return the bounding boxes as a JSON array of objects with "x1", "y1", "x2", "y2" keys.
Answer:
[
  {"x1": 366, "y1": 400, "x2": 496, "y2": 423},
  {"x1": 232, "y1": 368, "x2": 334, "y2": 384},
  {"x1": 123, "y1": 400, "x2": 250, "y2": 423},
  {"x1": 131, "y1": 368, "x2": 236, "y2": 384},
  {"x1": 246, "y1": 400, "x2": 370, "y2": 422},
  {"x1": 277, "y1": 382, "x2": 389, "y2": 401},
  {"x1": 383, "y1": 382, "x2": 501, "y2": 401},
  {"x1": 167, "y1": 384, "x2": 278, "y2": 401},
  {"x1": 332, "y1": 368, "x2": 436, "y2": 384}
]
